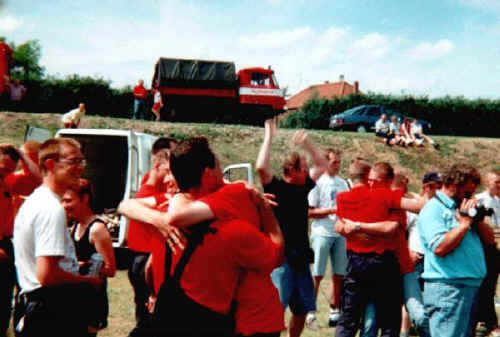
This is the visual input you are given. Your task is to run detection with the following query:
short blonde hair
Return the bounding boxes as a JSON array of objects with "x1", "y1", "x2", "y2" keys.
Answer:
[
  {"x1": 39, "y1": 138, "x2": 81, "y2": 174},
  {"x1": 349, "y1": 157, "x2": 370, "y2": 183}
]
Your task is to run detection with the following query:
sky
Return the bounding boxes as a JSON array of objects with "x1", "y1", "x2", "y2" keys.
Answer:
[{"x1": 1, "y1": 0, "x2": 499, "y2": 99}]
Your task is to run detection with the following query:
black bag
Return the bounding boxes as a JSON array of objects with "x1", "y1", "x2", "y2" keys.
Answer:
[{"x1": 152, "y1": 221, "x2": 234, "y2": 337}]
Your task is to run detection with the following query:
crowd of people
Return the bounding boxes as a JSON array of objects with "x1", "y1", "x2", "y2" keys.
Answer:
[
  {"x1": 0, "y1": 118, "x2": 498, "y2": 337},
  {"x1": 375, "y1": 114, "x2": 438, "y2": 149}
]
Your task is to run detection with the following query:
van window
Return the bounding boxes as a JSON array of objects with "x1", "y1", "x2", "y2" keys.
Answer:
[{"x1": 59, "y1": 134, "x2": 128, "y2": 213}]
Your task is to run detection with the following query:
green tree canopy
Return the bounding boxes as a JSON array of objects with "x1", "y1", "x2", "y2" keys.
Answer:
[{"x1": 10, "y1": 39, "x2": 45, "y2": 81}]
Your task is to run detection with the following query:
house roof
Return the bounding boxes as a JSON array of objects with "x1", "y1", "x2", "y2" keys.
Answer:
[{"x1": 286, "y1": 80, "x2": 360, "y2": 110}]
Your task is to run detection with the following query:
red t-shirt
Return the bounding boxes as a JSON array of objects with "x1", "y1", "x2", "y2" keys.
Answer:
[
  {"x1": 127, "y1": 177, "x2": 171, "y2": 253},
  {"x1": 178, "y1": 218, "x2": 282, "y2": 315},
  {"x1": 200, "y1": 182, "x2": 284, "y2": 334},
  {"x1": 1, "y1": 170, "x2": 40, "y2": 238},
  {"x1": 336, "y1": 185, "x2": 403, "y2": 254},
  {"x1": 149, "y1": 197, "x2": 176, "y2": 295},
  {"x1": 388, "y1": 210, "x2": 414, "y2": 274},
  {"x1": 133, "y1": 84, "x2": 148, "y2": 100},
  {"x1": 140, "y1": 172, "x2": 177, "y2": 194}
]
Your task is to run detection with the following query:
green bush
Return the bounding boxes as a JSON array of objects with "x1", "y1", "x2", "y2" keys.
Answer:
[{"x1": 19, "y1": 75, "x2": 138, "y2": 119}]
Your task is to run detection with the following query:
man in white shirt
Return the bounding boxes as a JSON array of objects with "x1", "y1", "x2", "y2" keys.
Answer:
[
  {"x1": 13, "y1": 138, "x2": 102, "y2": 337},
  {"x1": 474, "y1": 169, "x2": 500, "y2": 336},
  {"x1": 61, "y1": 103, "x2": 86, "y2": 128},
  {"x1": 8, "y1": 79, "x2": 27, "y2": 111},
  {"x1": 410, "y1": 119, "x2": 437, "y2": 148},
  {"x1": 306, "y1": 149, "x2": 349, "y2": 329},
  {"x1": 374, "y1": 114, "x2": 392, "y2": 145}
]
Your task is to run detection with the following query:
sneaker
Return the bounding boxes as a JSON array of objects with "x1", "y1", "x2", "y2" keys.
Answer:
[
  {"x1": 329, "y1": 308, "x2": 341, "y2": 327},
  {"x1": 306, "y1": 312, "x2": 319, "y2": 330}
]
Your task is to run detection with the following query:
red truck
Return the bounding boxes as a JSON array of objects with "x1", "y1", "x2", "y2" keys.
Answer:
[
  {"x1": 0, "y1": 40, "x2": 13, "y2": 96},
  {"x1": 152, "y1": 58, "x2": 286, "y2": 125}
]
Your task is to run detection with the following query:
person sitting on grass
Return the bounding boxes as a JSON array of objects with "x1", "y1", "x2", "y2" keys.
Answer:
[
  {"x1": 399, "y1": 119, "x2": 414, "y2": 147},
  {"x1": 374, "y1": 114, "x2": 392, "y2": 145},
  {"x1": 410, "y1": 119, "x2": 438, "y2": 148}
]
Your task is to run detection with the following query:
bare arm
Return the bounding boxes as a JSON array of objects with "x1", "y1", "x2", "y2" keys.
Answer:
[
  {"x1": 89, "y1": 221, "x2": 116, "y2": 277},
  {"x1": 400, "y1": 196, "x2": 426, "y2": 213},
  {"x1": 341, "y1": 218, "x2": 400, "y2": 236},
  {"x1": 292, "y1": 130, "x2": 327, "y2": 181},
  {"x1": 36, "y1": 256, "x2": 102, "y2": 288},
  {"x1": 256, "y1": 118, "x2": 276, "y2": 186},
  {"x1": 118, "y1": 198, "x2": 184, "y2": 252},
  {"x1": 308, "y1": 206, "x2": 336, "y2": 219},
  {"x1": 19, "y1": 149, "x2": 42, "y2": 184},
  {"x1": 118, "y1": 197, "x2": 161, "y2": 224}
]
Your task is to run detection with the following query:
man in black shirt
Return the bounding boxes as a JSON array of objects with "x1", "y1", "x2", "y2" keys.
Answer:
[{"x1": 256, "y1": 119, "x2": 327, "y2": 337}]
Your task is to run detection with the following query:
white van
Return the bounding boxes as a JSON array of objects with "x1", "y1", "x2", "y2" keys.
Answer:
[
  {"x1": 55, "y1": 128, "x2": 157, "y2": 247},
  {"x1": 26, "y1": 127, "x2": 254, "y2": 249}
]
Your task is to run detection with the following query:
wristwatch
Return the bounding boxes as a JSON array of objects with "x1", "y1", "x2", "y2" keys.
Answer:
[{"x1": 355, "y1": 222, "x2": 361, "y2": 232}]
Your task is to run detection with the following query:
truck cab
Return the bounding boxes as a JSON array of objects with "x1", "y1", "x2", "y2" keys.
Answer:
[{"x1": 237, "y1": 67, "x2": 286, "y2": 111}]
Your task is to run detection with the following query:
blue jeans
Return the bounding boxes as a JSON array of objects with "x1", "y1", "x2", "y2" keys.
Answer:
[
  {"x1": 271, "y1": 259, "x2": 316, "y2": 315},
  {"x1": 361, "y1": 273, "x2": 431, "y2": 337},
  {"x1": 424, "y1": 281, "x2": 479, "y2": 337},
  {"x1": 335, "y1": 251, "x2": 402, "y2": 337},
  {"x1": 133, "y1": 99, "x2": 146, "y2": 120}
]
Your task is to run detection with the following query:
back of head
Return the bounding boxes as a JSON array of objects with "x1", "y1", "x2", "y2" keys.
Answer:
[
  {"x1": 392, "y1": 173, "x2": 409, "y2": 191},
  {"x1": 152, "y1": 137, "x2": 177, "y2": 155},
  {"x1": 372, "y1": 162, "x2": 395, "y2": 183},
  {"x1": 169, "y1": 137, "x2": 216, "y2": 192},
  {"x1": 348, "y1": 157, "x2": 370, "y2": 183},
  {"x1": 0, "y1": 144, "x2": 21, "y2": 163},
  {"x1": 39, "y1": 138, "x2": 81, "y2": 175},
  {"x1": 442, "y1": 163, "x2": 481, "y2": 188},
  {"x1": 70, "y1": 178, "x2": 100, "y2": 213},
  {"x1": 282, "y1": 151, "x2": 303, "y2": 177}
]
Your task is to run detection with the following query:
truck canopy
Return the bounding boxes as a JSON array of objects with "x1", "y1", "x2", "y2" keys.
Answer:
[{"x1": 153, "y1": 58, "x2": 238, "y2": 90}]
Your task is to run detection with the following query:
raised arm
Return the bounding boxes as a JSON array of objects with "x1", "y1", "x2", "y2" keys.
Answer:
[
  {"x1": 292, "y1": 130, "x2": 327, "y2": 181},
  {"x1": 17, "y1": 147, "x2": 42, "y2": 185},
  {"x1": 256, "y1": 118, "x2": 276, "y2": 186}
]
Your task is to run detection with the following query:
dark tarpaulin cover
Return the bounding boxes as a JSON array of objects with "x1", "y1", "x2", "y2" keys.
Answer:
[{"x1": 153, "y1": 58, "x2": 238, "y2": 90}]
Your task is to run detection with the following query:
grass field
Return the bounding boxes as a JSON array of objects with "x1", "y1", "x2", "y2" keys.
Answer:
[{"x1": 2, "y1": 111, "x2": 499, "y2": 336}]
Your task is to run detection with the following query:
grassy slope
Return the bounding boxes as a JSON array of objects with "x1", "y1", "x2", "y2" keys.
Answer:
[
  {"x1": 3, "y1": 111, "x2": 500, "y2": 336},
  {"x1": 2, "y1": 111, "x2": 500, "y2": 192}
]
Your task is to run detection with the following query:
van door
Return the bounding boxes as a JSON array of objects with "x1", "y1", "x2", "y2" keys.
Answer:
[
  {"x1": 24, "y1": 125, "x2": 52, "y2": 142},
  {"x1": 223, "y1": 163, "x2": 254, "y2": 184}
]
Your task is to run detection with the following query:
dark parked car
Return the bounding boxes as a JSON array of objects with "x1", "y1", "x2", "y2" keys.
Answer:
[{"x1": 329, "y1": 105, "x2": 431, "y2": 133}]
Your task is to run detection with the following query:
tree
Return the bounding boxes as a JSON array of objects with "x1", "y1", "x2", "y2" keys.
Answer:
[{"x1": 10, "y1": 39, "x2": 45, "y2": 81}]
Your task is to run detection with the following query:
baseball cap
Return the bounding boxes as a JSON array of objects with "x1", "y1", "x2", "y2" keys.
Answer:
[{"x1": 422, "y1": 171, "x2": 442, "y2": 185}]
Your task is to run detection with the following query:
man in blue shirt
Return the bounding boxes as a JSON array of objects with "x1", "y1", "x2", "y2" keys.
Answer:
[{"x1": 417, "y1": 164, "x2": 494, "y2": 337}]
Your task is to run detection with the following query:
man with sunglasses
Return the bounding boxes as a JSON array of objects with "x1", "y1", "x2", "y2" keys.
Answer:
[{"x1": 13, "y1": 138, "x2": 102, "y2": 337}]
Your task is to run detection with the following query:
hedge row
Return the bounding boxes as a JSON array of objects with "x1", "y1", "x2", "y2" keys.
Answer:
[
  {"x1": 4, "y1": 75, "x2": 500, "y2": 136},
  {"x1": 282, "y1": 93, "x2": 500, "y2": 137},
  {"x1": 6, "y1": 75, "x2": 139, "y2": 119}
]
